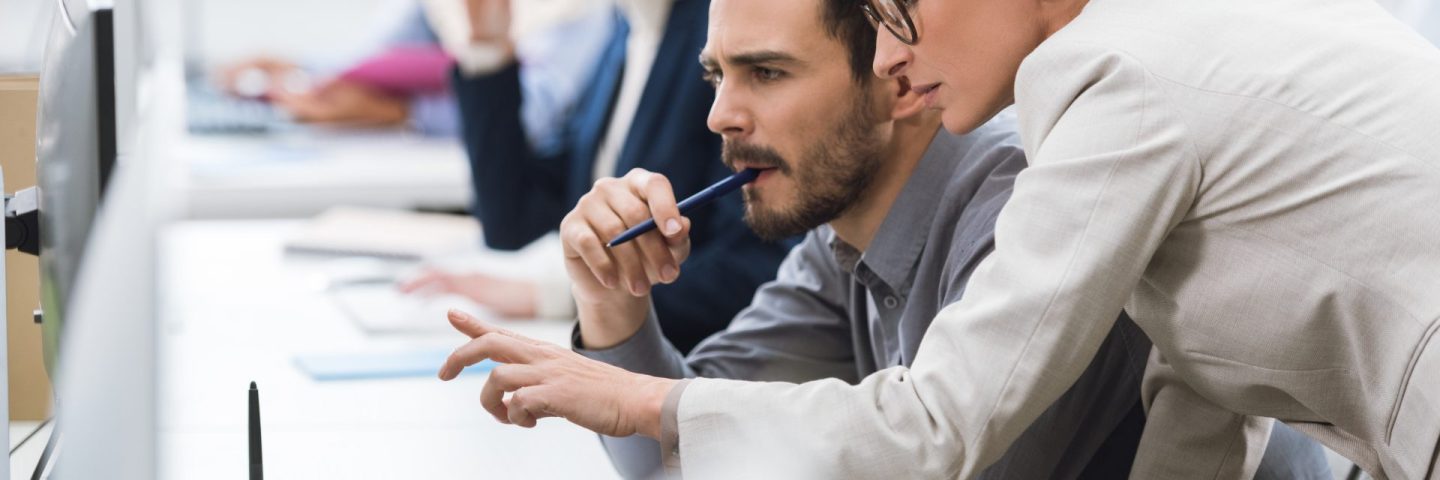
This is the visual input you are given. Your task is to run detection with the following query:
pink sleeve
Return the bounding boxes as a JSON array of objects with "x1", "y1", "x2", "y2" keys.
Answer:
[{"x1": 338, "y1": 44, "x2": 455, "y2": 97}]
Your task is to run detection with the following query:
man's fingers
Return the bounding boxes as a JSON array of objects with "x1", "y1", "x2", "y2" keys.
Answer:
[
  {"x1": 447, "y1": 309, "x2": 547, "y2": 345},
  {"x1": 628, "y1": 170, "x2": 685, "y2": 238},
  {"x1": 506, "y1": 386, "x2": 556, "y2": 428},
  {"x1": 602, "y1": 180, "x2": 656, "y2": 230},
  {"x1": 667, "y1": 235, "x2": 692, "y2": 266},
  {"x1": 634, "y1": 230, "x2": 677, "y2": 284},
  {"x1": 581, "y1": 188, "x2": 648, "y2": 295},
  {"x1": 566, "y1": 217, "x2": 619, "y2": 289},
  {"x1": 600, "y1": 185, "x2": 675, "y2": 288},
  {"x1": 480, "y1": 364, "x2": 544, "y2": 424},
  {"x1": 609, "y1": 241, "x2": 650, "y2": 297},
  {"x1": 439, "y1": 332, "x2": 539, "y2": 380},
  {"x1": 664, "y1": 218, "x2": 693, "y2": 264}
]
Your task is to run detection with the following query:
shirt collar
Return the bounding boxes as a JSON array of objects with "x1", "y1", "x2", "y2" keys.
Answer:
[
  {"x1": 616, "y1": 0, "x2": 673, "y2": 37},
  {"x1": 830, "y1": 128, "x2": 960, "y2": 293}
]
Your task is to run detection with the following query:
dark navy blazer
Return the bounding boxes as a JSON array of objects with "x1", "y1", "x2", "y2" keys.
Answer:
[{"x1": 452, "y1": 0, "x2": 794, "y2": 353}]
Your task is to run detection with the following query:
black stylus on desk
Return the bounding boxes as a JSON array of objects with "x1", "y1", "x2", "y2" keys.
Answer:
[{"x1": 249, "y1": 381, "x2": 264, "y2": 480}]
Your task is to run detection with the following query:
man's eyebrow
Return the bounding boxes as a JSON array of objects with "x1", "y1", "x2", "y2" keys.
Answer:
[
  {"x1": 697, "y1": 50, "x2": 803, "y2": 69},
  {"x1": 729, "y1": 50, "x2": 803, "y2": 67}
]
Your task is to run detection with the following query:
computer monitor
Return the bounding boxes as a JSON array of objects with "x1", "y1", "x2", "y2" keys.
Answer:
[
  {"x1": 34, "y1": 0, "x2": 118, "y2": 378},
  {"x1": 46, "y1": 0, "x2": 173, "y2": 474}
]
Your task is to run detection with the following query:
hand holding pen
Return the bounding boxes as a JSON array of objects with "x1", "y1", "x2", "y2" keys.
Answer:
[
  {"x1": 562, "y1": 168, "x2": 694, "y2": 297},
  {"x1": 557, "y1": 168, "x2": 759, "y2": 348}
]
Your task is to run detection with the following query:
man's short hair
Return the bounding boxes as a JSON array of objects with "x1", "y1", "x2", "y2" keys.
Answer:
[{"x1": 821, "y1": 0, "x2": 879, "y2": 83}]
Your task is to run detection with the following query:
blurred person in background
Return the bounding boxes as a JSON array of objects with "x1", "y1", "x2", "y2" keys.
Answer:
[{"x1": 215, "y1": 0, "x2": 609, "y2": 149}]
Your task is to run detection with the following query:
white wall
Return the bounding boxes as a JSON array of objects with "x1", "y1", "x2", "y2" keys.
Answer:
[
  {"x1": 0, "y1": 0, "x2": 57, "y2": 74},
  {"x1": 183, "y1": 0, "x2": 400, "y2": 69}
]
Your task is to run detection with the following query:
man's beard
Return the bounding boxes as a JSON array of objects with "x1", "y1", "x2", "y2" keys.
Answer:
[{"x1": 723, "y1": 96, "x2": 886, "y2": 241}]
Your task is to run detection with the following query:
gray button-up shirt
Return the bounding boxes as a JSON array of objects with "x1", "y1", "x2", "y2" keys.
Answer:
[{"x1": 574, "y1": 115, "x2": 1151, "y2": 479}]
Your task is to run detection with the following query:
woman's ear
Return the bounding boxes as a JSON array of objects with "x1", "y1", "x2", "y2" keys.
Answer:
[{"x1": 888, "y1": 75, "x2": 927, "y2": 120}]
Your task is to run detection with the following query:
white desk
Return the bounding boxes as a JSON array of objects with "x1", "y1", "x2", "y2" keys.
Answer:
[
  {"x1": 179, "y1": 129, "x2": 472, "y2": 219},
  {"x1": 157, "y1": 220, "x2": 618, "y2": 479}
]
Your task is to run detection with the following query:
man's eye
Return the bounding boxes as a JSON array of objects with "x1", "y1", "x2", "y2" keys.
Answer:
[
  {"x1": 702, "y1": 70, "x2": 723, "y2": 88},
  {"x1": 753, "y1": 67, "x2": 784, "y2": 82}
]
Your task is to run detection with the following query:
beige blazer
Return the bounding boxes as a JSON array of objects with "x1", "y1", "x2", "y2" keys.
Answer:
[{"x1": 667, "y1": 0, "x2": 1440, "y2": 478}]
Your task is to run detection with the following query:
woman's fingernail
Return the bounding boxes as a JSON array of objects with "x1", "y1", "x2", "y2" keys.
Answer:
[
  {"x1": 661, "y1": 265, "x2": 678, "y2": 282},
  {"x1": 664, "y1": 219, "x2": 682, "y2": 235}
]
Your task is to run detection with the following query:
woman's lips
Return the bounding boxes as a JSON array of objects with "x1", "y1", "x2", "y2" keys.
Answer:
[{"x1": 915, "y1": 82, "x2": 942, "y2": 107}]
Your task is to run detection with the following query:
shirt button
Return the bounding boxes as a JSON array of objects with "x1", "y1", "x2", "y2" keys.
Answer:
[{"x1": 883, "y1": 296, "x2": 899, "y2": 309}]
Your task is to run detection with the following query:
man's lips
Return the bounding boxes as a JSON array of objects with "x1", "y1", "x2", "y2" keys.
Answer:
[
  {"x1": 730, "y1": 161, "x2": 781, "y2": 174},
  {"x1": 730, "y1": 162, "x2": 781, "y2": 187}
]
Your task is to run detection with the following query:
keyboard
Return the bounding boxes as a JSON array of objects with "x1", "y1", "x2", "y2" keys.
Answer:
[{"x1": 185, "y1": 82, "x2": 290, "y2": 134}]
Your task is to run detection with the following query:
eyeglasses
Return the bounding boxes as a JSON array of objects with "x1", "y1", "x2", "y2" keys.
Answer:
[{"x1": 861, "y1": 0, "x2": 920, "y2": 45}]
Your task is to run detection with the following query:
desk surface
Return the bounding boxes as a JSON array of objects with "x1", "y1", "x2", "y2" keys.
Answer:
[{"x1": 157, "y1": 220, "x2": 617, "y2": 479}]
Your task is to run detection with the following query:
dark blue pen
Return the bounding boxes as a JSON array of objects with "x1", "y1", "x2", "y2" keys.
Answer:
[{"x1": 606, "y1": 168, "x2": 763, "y2": 247}]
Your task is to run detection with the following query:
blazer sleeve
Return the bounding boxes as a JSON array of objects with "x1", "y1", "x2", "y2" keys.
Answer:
[
  {"x1": 662, "y1": 44, "x2": 1229, "y2": 479},
  {"x1": 1137, "y1": 349, "x2": 1274, "y2": 476},
  {"x1": 452, "y1": 64, "x2": 571, "y2": 250}
]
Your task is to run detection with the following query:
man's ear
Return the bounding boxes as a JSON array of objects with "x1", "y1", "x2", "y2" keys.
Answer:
[{"x1": 888, "y1": 75, "x2": 926, "y2": 120}]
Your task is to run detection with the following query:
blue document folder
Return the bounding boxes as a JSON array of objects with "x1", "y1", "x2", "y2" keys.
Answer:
[{"x1": 294, "y1": 348, "x2": 498, "y2": 381}]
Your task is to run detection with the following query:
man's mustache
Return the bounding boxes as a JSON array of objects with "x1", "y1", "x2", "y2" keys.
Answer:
[{"x1": 722, "y1": 142, "x2": 791, "y2": 174}]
